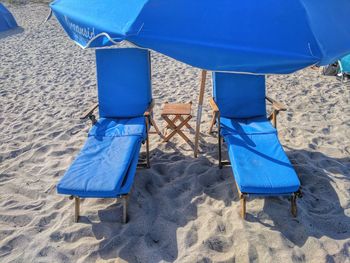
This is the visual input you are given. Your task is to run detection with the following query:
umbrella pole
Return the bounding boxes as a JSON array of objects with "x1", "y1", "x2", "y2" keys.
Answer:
[{"x1": 194, "y1": 70, "x2": 207, "y2": 158}]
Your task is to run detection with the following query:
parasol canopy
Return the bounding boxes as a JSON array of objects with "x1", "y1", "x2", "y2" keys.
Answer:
[
  {"x1": 50, "y1": 0, "x2": 350, "y2": 74},
  {"x1": 49, "y1": 0, "x2": 350, "y2": 157},
  {"x1": 0, "y1": 3, "x2": 18, "y2": 32}
]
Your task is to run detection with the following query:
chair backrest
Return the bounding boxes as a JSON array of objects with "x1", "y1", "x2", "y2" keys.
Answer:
[
  {"x1": 95, "y1": 48, "x2": 152, "y2": 118},
  {"x1": 339, "y1": 54, "x2": 350, "y2": 73},
  {"x1": 212, "y1": 72, "x2": 266, "y2": 119}
]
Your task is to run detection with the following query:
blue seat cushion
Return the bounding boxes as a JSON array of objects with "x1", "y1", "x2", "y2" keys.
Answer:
[
  {"x1": 221, "y1": 117, "x2": 300, "y2": 195},
  {"x1": 220, "y1": 116, "x2": 276, "y2": 136},
  {"x1": 57, "y1": 117, "x2": 146, "y2": 198},
  {"x1": 89, "y1": 117, "x2": 146, "y2": 138}
]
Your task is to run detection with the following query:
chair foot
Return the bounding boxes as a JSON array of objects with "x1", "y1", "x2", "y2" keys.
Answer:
[
  {"x1": 74, "y1": 197, "x2": 80, "y2": 223},
  {"x1": 122, "y1": 196, "x2": 128, "y2": 224},
  {"x1": 291, "y1": 194, "x2": 297, "y2": 217},
  {"x1": 240, "y1": 194, "x2": 247, "y2": 219}
]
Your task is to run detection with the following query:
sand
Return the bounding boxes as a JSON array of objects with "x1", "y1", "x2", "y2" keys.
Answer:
[{"x1": 0, "y1": 3, "x2": 349, "y2": 263}]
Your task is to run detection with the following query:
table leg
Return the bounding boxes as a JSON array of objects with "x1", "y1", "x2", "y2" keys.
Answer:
[
  {"x1": 163, "y1": 115, "x2": 192, "y2": 143},
  {"x1": 178, "y1": 115, "x2": 192, "y2": 129}
]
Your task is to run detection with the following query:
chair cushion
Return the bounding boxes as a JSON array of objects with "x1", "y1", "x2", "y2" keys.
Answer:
[
  {"x1": 222, "y1": 117, "x2": 300, "y2": 195},
  {"x1": 213, "y1": 73, "x2": 266, "y2": 118},
  {"x1": 89, "y1": 117, "x2": 146, "y2": 138},
  {"x1": 220, "y1": 116, "x2": 276, "y2": 136},
  {"x1": 57, "y1": 117, "x2": 145, "y2": 198},
  {"x1": 96, "y1": 48, "x2": 152, "y2": 118}
]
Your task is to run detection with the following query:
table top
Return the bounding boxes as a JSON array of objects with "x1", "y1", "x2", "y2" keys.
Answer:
[{"x1": 161, "y1": 103, "x2": 192, "y2": 116}]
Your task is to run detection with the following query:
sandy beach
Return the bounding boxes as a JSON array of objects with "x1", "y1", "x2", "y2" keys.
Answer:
[{"x1": 0, "y1": 3, "x2": 350, "y2": 263}]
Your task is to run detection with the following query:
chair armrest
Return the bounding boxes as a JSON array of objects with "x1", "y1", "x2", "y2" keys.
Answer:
[
  {"x1": 209, "y1": 97, "x2": 219, "y2": 113},
  {"x1": 144, "y1": 99, "x2": 155, "y2": 117},
  {"x1": 80, "y1": 103, "x2": 99, "y2": 120},
  {"x1": 265, "y1": 96, "x2": 287, "y2": 112}
]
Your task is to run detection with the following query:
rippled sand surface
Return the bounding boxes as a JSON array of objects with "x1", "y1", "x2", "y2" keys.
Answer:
[{"x1": 0, "y1": 3, "x2": 349, "y2": 263}]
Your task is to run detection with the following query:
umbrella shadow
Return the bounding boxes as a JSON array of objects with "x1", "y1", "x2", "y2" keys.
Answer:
[
  {"x1": 205, "y1": 128, "x2": 293, "y2": 169},
  {"x1": 0, "y1": 27, "x2": 24, "y2": 40},
  {"x1": 78, "y1": 135, "x2": 349, "y2": 260},
  {"x1": 86, "y1": 141, "x2": 234, "y2": 262},
  {"x1": 246, "y1": 148, "x2": 350, "y2": 247},
  {"x1": 198, "y1": 128, "x2": 350, "y2": 247}
]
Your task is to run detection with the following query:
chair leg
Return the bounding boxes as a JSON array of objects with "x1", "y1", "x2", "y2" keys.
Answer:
[
  {"x1": 122, "y1": 196, "x2": 128, "y2": 224},
  {"x1": 291, "y1": 194, "x2": 297, "y2": 217},
  {"x1": 74, "y1": 197, "x2": 80, "y2": 223},
  {"x1": 146, "y1": 137, "x2": 150, "y2": 169},
  {"x1": 218, "y1": 134, "x2": 223, "y2": 169},
  {"x1": 150, "y1": 117, "x2": 162, "y2": 138},
  {"x1": 240, "y1": 194, "x2": 247, "y2": 219},
  {"x1": 145, "y1": 117, "x2": 151, "y2": 168}
]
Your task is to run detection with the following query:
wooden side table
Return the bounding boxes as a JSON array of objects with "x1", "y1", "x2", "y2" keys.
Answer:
[{"x1": 161, "y1": 102, "x2": 193, "y2": 145}]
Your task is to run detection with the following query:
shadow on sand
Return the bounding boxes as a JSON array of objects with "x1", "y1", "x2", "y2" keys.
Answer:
[
  {"x1": 80, "y1": 138, "x2": 235, "y2": 262},
  {"x1": 0, "y1": 27, "x2": 24, "y2": 40},
  {"x1": 248, "y1": 148, "x2": 350, "y2": 248},
  {"x1": 78, "y1": 135, "x2": 349, "y2": 261}
]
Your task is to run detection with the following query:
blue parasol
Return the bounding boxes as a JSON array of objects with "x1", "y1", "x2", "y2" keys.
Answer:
[{"x1": 49, "y1": 0, "x2": 350, "y2": 156}]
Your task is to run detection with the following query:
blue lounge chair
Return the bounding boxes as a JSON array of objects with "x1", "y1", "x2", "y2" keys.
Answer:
[
  {"x1": 57, "y1": 48, "x2": 154, "y2": 223},
  {"x1": 338, "y1": 54, "x2": 350, "y2": 82},
  {"x1": 209, "y1": 73, "x2": 301, "y2": 219}
]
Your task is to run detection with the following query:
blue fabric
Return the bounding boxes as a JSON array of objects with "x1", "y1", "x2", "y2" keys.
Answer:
[
  {"x1": 339, "y1": 54, "x2": 350, "y2": 73},
  {"x1": 89, "y1": 117, "x2": 146, "y2": 138},
  {"x1": 57, "y1": 118, "x2": 146, "y2": 198},
  {"x1": 220, "y1": 116, "x2": 276, "y2": 136},
  {"x1": 0, "y1": 3, "x2": 17, "y2": 32},
  {"x1": 50, "y1": 0, "x2": 350, "y2": 74},
  {"x1": 95, "y1": 48, "x2": 152, "y2": 118},
  {"x1": 49, "y1": 0, "x2": 148, "y2": 48},
  {"x1": 223, "y1": 121, "x2": 300, "y2": 194},
  {"x1": 213, "y1": 73, "x2": 266, "y2": 118},
  {"x1": 214, "y1": 73, "x2": 300, "y2": 195}
]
